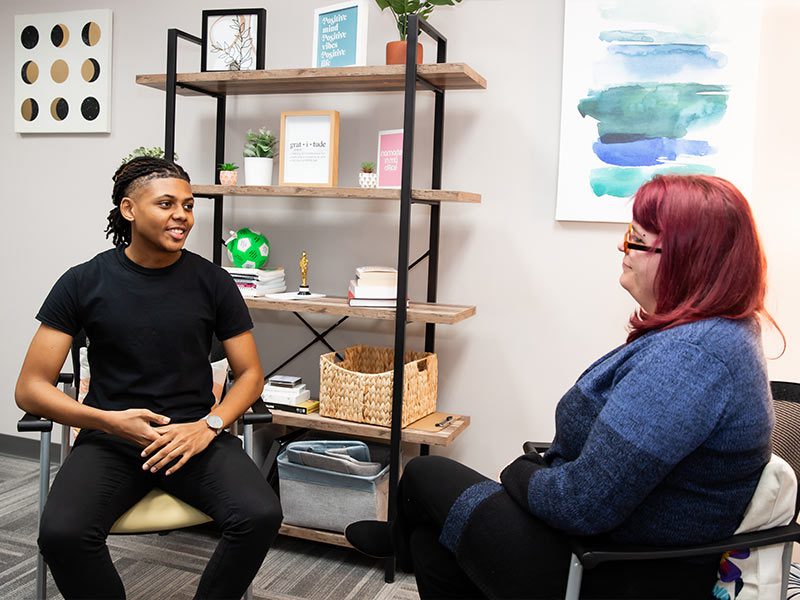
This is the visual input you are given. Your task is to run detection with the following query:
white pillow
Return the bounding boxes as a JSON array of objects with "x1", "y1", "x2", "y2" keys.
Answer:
[{"x1": 712, "y1": 454, "x2": 796, "y2": 600}]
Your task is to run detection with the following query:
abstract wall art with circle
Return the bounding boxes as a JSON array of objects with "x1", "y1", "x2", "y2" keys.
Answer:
[{"x1": 15, "y1": 9, "x2": 113, "y2": 133}]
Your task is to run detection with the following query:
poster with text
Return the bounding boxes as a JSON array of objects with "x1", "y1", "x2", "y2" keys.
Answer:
[
  {"x1": 312, "y1": 1, "x2": 368, "y2": 68},
  {"x1": 377, "y1": 129, "x2": 403, "y2": 189},
  {"x1": 280, "y1": 111, "x2": 340, "y2": 187}
]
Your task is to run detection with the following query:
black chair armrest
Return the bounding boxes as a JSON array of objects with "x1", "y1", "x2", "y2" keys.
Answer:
[
  {"x1": 240, "y1": 397, "x2": 272, "y2": 425},
  {"x1": 242, "y1": 412, "x2": 273, "y2": 425},
  {"x1": 572, "y1": 522, "x2": 800, "y2": 569},
  {"x1": 57, "y1": 372, "x2": 73, "y2": 385},
  {"x1": 523, "y1": 441, "x2": 551, "y2": 454},
  {"x1": 18, "y1": 413, "x2": 54, "y2": 433}
]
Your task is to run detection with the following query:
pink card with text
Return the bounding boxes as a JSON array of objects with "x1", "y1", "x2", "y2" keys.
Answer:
[{"x1": 377, "y1": 129, "x2": 403, "y2": 188}]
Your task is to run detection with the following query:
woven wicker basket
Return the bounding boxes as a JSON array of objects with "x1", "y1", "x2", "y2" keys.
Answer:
[{"x1": 319, "y1": 345, "x2": 437, "y2": 427}]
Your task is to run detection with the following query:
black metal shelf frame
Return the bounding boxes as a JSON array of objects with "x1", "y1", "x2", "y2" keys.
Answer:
[{"x1": 161, "y1": 15, "x2": 447, "y2": 583}]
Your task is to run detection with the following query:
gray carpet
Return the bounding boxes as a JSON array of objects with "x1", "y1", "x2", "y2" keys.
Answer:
[{"x1": 0, "y1": 454, "x2": 418, "y2": 599}]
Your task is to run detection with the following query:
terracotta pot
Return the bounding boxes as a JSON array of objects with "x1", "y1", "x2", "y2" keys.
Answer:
[
  {"x1": 386, "y1": 41, "x2": 423, "y2": 65},
  {"x1": 219, "y1": 170, "x2": 238, "y2": 186}
]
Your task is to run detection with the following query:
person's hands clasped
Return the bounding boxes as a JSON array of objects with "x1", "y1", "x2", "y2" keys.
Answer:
[
  {"x1": 141, "y1": 421, "x2": 217, "y2": 476},
  {"x1": 105, "y1": 408, "x2": 171, "y2": 447}
]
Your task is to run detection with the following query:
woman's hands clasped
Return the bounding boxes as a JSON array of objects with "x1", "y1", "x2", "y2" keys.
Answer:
[{"x1": 141, "y1": 421, "x2": 217, "y2": 476}]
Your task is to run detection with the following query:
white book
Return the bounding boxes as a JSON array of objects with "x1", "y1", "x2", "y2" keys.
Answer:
[
  {"x1": 263, "y1": 383, "x2": 307, "y2": 395},
  {"x1": 355, "y1": 265, "x2": 397, "y2": 276},
  {"x1": 348, "y1": 280, "x2": 397, "y2": 299},
  {"x1": 355, "y1": 266, "x2": 398, "y2": 287},
  {"x1": 225, "y1": 266, "x2": 285, "y2": 282},
  {"x1": 263, "y1": 389, "x2": 311, "y2": 405}
]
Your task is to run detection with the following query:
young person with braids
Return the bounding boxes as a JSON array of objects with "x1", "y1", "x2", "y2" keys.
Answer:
[
  {"x1": 346, "y1": 175, "x2": 781, "y2": 599},
  {"x1": 15, "y1": 157, "x2": 282, "y2": 599}
]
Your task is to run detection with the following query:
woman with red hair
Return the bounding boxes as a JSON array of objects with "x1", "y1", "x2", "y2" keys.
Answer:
[{"x1": 347, "y1": 175, "x2": 780, "y2": 599}]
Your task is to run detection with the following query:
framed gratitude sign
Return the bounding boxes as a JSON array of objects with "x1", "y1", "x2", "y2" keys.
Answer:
[
  {"x1": 377, "y1": 129, "x2": 403, "y2": 188},
  {"x1": 312, "y1": 0, "x2": 368, "y2": 68},
  {"x1": 279, "y1": 110, "x2": 340, "y2": 187},
  {"x1": 201, "y1": 8, "x2": 266, "y2": 72}
]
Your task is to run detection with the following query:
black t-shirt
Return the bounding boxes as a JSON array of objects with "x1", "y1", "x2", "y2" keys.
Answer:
[{"x1": 36, "y1": 247, "x2": 253, "y2": 423}]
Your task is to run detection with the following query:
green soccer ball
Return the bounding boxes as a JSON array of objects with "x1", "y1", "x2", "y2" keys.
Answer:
[{"x1": 225, "y1": 228, "x2": 270, "y2": 269}]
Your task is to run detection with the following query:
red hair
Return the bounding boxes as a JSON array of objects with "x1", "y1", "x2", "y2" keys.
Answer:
[{"x1": 627, "y1": 174, "x2": 781, "y2": 344}]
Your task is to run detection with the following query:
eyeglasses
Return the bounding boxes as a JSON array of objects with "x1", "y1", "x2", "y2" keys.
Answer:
[{"x1": 624, "y1": 223, "x2": 662, "y2": 255}]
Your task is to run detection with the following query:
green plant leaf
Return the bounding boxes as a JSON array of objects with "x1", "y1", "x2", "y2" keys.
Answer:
[
  {"x1": 375, "y1": 0, "x2": 392, "y2": 10},
  {"x1": 386, "y1": 0, "x2": 407, "y2": 14},
  {"x1": 243, "y1": 127, "x2": 277, "y2": 158}
]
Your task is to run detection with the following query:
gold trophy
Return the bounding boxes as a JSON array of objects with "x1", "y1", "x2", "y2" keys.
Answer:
[{"x1": 298, "y1": 251, "x2": 310, "y2": 295}]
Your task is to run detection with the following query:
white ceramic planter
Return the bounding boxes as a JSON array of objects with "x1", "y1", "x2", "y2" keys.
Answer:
[
  {"x1": 244, "y1": 156, "x2": 274, "y2": 186},
  {"x1": 359, "y1": 172, "x2": 378, "y2": 188}
]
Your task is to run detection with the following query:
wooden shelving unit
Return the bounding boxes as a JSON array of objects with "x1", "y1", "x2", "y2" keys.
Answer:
[
  {"x1": 136, "y1": 63, "x2": 486, "y2": 96},
  {"x1": 244, "y1": 296, "x2": 475, "y2": 325},
  {"x1": 139, "y1": 21, "x2": 484, "y2": 580},
  {"x1": 278, "y1": 524, "x2": 351, "y2": 548},
  {"x1": 191, "y1": 184, "x2": 481, "y2": 204},
  {"x1": 274, "y1": 410, "x2": 471, "y2": 549},
  {"x1": 269, "y1": 410, "x2": 470, "y2": 447}
]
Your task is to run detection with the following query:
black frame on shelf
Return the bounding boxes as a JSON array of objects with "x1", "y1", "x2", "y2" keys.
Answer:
[
  {"x1": 161, "y1": 14, "x2": 449, "y2": 583},
  {"x1": 201, "y1": 8, "x2": 267, "y2": 72}
]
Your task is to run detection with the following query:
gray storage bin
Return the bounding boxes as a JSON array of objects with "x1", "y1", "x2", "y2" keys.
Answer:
[{"x1": 277, "y1": 440, "x2": 389, "y2": 533}]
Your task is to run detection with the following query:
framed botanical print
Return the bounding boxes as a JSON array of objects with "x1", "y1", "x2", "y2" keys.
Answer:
[{"x1": 201, "y1": 9, "x2": 266, "y2": 72}]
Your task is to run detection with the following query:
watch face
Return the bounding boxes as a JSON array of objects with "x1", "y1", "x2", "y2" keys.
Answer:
[{"x1": 206, "y1": 415, "x2": 223, "y2": 430}]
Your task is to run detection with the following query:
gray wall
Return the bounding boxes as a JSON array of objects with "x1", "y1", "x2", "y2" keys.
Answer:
[{"x1": 2, "y1": 0, "x2": 798, "y2": 478}]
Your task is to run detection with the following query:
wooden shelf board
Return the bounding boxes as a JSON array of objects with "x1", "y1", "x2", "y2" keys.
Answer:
[
  {"x1": 269, "y1": 410, "x2": 470, "y2": 447},
  {"x1": 136, "y1": 63, "x2": 486, "y2": 96},
  {"x1": 192, "y1": 185, "x2": 480, "y2": 204},
  {"x1": 279, "y1": 524, "x2": 352, "y2": 548},
  {"x1": 244, "y1": 296, "x2": 475, "y2": 325}
]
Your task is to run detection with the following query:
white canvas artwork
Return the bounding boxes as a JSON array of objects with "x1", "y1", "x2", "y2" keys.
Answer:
[
  {"x1": 15, "y1": 9, "x2": 113, "y2": 133},
  {"x1": 555, "y1": 0, "x2": 761, "y2": 222}
]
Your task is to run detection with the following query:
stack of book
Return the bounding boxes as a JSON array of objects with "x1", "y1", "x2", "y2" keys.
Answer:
[
  {"x1": 261, "y1": 375, "x2": 318, "y2": 414},
  {"x1": 348, "y1": 266, "x2": 407, "y2": 308},
  {"x1": 224, "y1": 266, "x2": 286, "y2": 298}
]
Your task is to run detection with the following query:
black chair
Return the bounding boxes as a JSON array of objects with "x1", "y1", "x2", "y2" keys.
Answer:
[
  {"x1": 18, "y1": 333, "x2": 272, "y2": 600},
  {"x1": 523, "y1": 381, "x2": 800, "y2": 600}
]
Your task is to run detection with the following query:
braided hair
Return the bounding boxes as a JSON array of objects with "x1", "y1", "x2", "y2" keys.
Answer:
[{"x1": 106, "y1": 157, "x2": 191, "y2": 247}]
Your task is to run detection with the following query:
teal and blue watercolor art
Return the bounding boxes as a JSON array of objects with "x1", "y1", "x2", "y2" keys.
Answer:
[{"x1": 555, "y1": 0, "x2": 761, "y2": 222}]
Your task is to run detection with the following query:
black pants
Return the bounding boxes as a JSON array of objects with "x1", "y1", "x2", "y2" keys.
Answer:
[
  {"x1": 394, "y1": 456, "x2": 718, "y2": 600},
  {"x1": 38, "y1": 430, "x2": 282, "y2": 600}
]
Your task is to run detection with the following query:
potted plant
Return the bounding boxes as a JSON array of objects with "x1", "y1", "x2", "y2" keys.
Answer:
[
  {"x1": 243, "y1": 127, "x2": 277, "y2": 186},
  {"x1": 121, "y1": 146, "x2": 178, "y2": 165},
  {"x1": 218, "y1": 162, "x2": 239, "y2": 186},
  {"x1": 375, "y1": 0, "x2": 463, "y2": 65},
  {"x1": 358, "y1": 162, "x2": 378, "y2": 188}
]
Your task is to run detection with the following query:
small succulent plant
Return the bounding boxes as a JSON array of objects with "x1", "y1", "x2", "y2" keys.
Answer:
[
  {"x1": 218, "y1": 162, "x2": 239, "y2": 171},
  {"x1": 360, "y1": 161, "x2": 376, "y2": 173}
]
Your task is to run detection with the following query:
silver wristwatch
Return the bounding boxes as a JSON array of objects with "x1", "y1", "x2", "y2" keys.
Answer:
[{"x1": 204, "y1": 414, "x2": 224, "y2": 435}]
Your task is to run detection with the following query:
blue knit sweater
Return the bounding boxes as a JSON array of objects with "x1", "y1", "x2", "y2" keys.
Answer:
[{"x1": 442, "y1": 318, "x2": 773, "y2": 552}]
